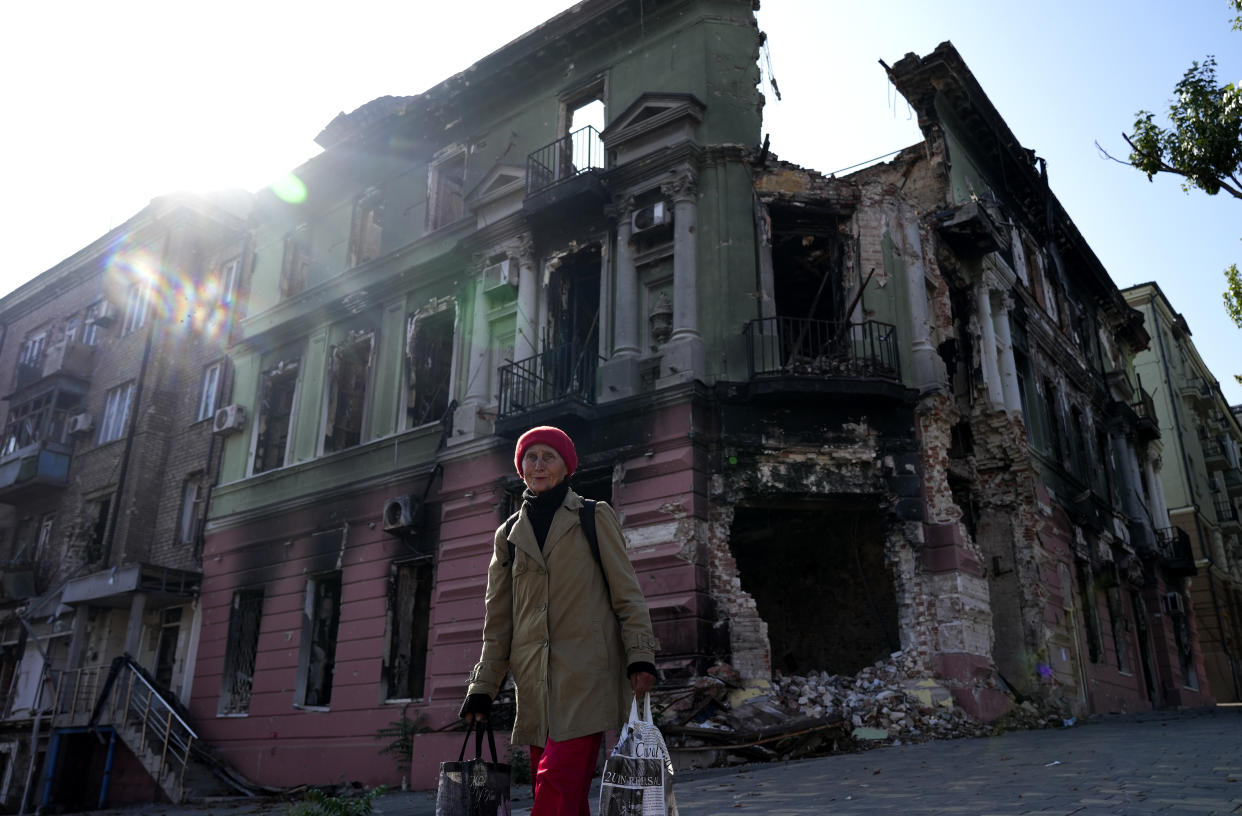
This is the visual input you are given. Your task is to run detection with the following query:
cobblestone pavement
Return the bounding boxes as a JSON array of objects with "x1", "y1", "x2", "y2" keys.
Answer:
[{"x1": 85, "y1": 706, "x2": 1242, "y2": 816}]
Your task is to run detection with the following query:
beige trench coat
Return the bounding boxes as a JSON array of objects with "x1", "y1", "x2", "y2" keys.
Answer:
[{"x1": 467, "y1": 489, "x2": 659, "y2": 747}]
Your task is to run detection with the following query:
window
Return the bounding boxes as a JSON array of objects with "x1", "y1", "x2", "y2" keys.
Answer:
[
  {"x1": 82, "y1": 301, "x2": 106, "y2": 345},
  {"x1": 323, "y1": 333, "x2": 373, "y2": 453},
  {"x1": 121, "y1": 284, "x2": 151, "y2": 335},
  {"x1": 1041, "y1": 378, "x2": 1064, "y2": 465},
  {"x1": 384, "y1": 560, "x2": 433, "y2": 700},
  {"x1": 280, "y1": 227, "x2": 311, "y2": 299},
  {"x1": 198, "y1": 362, "x2": 222, "y2": 422},
  {"x1": 153, "y1": 606, "x2": 182, "y2": 688},
  {"x1": 178, "y1": 476, "x2": 204, "y2": 546},
  {"x1": 299, "y1": 571, "x2": 342, "y2": 707},
  {"x1": 253, "y1": 360, "x2": 299, "y2": 474},
  {"x1": 83, "y1": 495, "x2": 112, "y2": 563},
  {"x1": 33, "y1": 515, "x2": 54, "y2": 563},
  {"x1": 219, "y1": 588, "x2": 264, "y2": 715},
  {"x1": 348, "y1": 189, "x2": 383, "y2": 268},
  {"x1": 219, "y1": 257, "x2": 242, "y2": 305},
  {"x1": 405, "y1": 306, "x2": 455, "y2": 428},
  {"x1": 98, "y1": 382, "x2": 135, "y2": 443},
  {"x1": 2, "y1": 393, "x2": 54, "y2": 454},
  {"x1": 427, "y1": 149, "x2": 466, "y2": 231}
]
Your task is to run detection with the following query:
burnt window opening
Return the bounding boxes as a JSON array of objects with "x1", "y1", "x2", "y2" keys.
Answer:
[
  {"x1": 253, "y1": 361, "x2": 299, "y2": 474},
  {"x1": 281, "y1": 226, "x2": 312, "y2": 300},
  {"x1": 348, "y1": 188, "x2": 384, "y2": 269},
  {"x1": 1105, "y1": 585, "x2": 1129, "y2": 673},
  {"x1": 427, "y1": 149, "x2": 467, "y2": 231},
  {"x1": 384, "y1": 560, "x2": 434, "y2": 701},
  {"x1": 729, "y1": 501, "x2": 898, "y2": 676},
  {"x1": 1093, "y1": 427, "x2": 1113, "y2": 502},
  {"x1": 1041, "y1": 378, "x2": 1065, "y2": 466},
  {"x1": 83, "y1": 495, "x2": 112, "y2": 564},
  {"x1": 406, "y1": 306, "x2": 455, "y2": 428},
  {"x1": 1075, "y1": 560, "x2": 1103, "y2": 664},
  {"x1": 546, "y1": 244, "x2": 601, "y2": 354},
  {"x1": 324, "y1": 333, "x2": 374, "y2": 453},
  {"x1": 1070, "y1": 406, "x2": 1089, "y2": 480},
  {"x1": 300, "y1": 571, "x2": 342, "y2": 708},
  {"x1": 219, "y1": 588, "x2": 264, "y2": 715},
  {"x1": 770, "y1": 210, "x2": 846, "y2": 326}
]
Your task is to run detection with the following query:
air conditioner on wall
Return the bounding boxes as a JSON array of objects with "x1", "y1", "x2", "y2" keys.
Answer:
[
  {"x1": 1165, "y1": 592, "x2": 1186, "y2": 616},
  {"x1": 212, "y1": 404, "x2": 246, "y2": 435},
  {"x1": 67, "y1": 413, "x2": 94, "y2": 435},
  {"x1": 482, "y1": 259, "x2": 516, "y2": 293},
  {"x1": 383, "y1": 495, "x2": 422, "y2": 535},
  {"x1": 92, "y1": 301, "x2": 118, "y2": 327},
  {"x1": 631, "y1": 201, "x2": 671, "y2": 234}
]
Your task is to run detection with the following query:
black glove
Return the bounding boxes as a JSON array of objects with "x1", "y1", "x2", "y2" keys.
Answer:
[
  {"x1": 627, "y1": 661, "x2": 657, "y2": 679},
  {"x1": 459, "y1": 693, "x2": 493, "y2": 720}
]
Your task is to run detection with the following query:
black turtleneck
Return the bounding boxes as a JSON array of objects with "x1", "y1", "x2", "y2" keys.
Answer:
[{"x1": 523, "y1": 479, "x2": 570, "y2": 550}]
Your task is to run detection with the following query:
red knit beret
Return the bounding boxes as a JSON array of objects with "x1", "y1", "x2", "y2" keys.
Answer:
[{"x1": 515, "y1": 426, "x2": 578, "y2": 477}]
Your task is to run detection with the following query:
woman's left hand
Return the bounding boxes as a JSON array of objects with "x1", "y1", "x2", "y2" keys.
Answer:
[{"x1": 630, "y1": 671, "x2": 656, "y2": 697}]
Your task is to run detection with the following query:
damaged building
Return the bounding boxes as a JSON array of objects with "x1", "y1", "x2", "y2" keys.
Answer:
[
  {"x1": 1122, "y1": 282, "x2": 1242, "y2": 704},
  {"x1": 0, "y1": 194, "x2": 250, "y2": 810},
  {"x1": 188, "y1": 1, "x2": 1212, "y2": 793},
  {"x1": 0, "y1": 0, "x2": 1221, "y2": 805}
]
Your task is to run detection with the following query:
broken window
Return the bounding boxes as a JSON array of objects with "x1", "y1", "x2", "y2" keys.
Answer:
[
  {"x1": 198, "y1": 362, "x2": 222, "y2": 422},
  {"x1": 33, "y1": 514, "x2": 54, "y2": 563},
  {"x1": 405, "y1": 306, "x2": 455, "y2": 428},
  {"x1": 384, "y1": 560, "x2": 433, "y2": 700},
  {"x1": 729, "y1": 501, "x2": 899, "y2": 676},
  {"x1": 253, "y1": 360, "x2": 299, "y2": 474},
  {"x1": 83, "y1": 495, "x2": 112, "y2": 563},
  {"x1": 348, "y1": 188, "x2": 383, "y2": 268},
  {"x1": 427, "y1": 149, "x2": 466, "y2": 231},
  {"x1": 98, "y1": 382, "x2": 135, "y2": 443},
  {"x1": 280, "y1": 226, "x2": 312, "y2": 300},
  {"x1": 324, "y1": 332, "x2": 374, "y2": 453},
  {"x1": 300, "y1": 571, "x2": 342, "y2": 707},
  {"x1": 219, "y1": 588, "x2": 264, "y2": 715},
  {"x1": 121, "y1": 283, "x2": 151, "y2": 335},
  {"x1": 177, "y1": 475, "x2": 204, "y2": 546},
  {"x1": 3, "y1": 392, "x2": 53, "y2": 454}
]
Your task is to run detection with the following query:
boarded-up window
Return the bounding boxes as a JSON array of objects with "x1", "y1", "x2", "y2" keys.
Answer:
[
  {"x1": 253, "y1": 361, "x2": 299, "y2": 474},
  {"x1": 324, "y1": 333, "x2": 374, "y2": 453},
  {"x1": 219, "y1": 589, "x2": 264, "y2": 715},
  {"x1": 406, "y1": 307, "x2": 454, "y2": 428},
  {"x1": 384, "y1": 561, "x2": 433, "y2": 700},
  {"x1": 300, "y1": 572, "x2": 342, "y2": 707}
]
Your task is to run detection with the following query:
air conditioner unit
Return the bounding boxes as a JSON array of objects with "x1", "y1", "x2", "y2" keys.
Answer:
[
  {"x1": 92, "y1": 301, "x2": 118, "y2": 327},
  {"x1": 67, "y1": 413, "x2": 94, "y2": 435},
  {"x1": 482, "y1": 259, "x2": 517, "y2": 293},
  {"x1": 1165, "y1": 592, "x2": 1186, "y2": 616},
  {"x1": 212, "y1": 404, "x2": 246, "y2": 435},
  {"x1": 631, "y1": 201, "x2": 671, "y2": 234},
  {"x1": 382, "y1": 495, "x2": 423, "y2": 535}
]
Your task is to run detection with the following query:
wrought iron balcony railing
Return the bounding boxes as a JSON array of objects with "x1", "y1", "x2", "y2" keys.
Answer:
[
  {"x1": 1215, "y1": 497, "x2": 1239, "y2": 525},
  {"x1": 526, "y1": 126, "x2": 605, "y2": 198},
  {"x1": 745, "y1": 317, "x2": 899, "y2": 381},
  {"x1": 497, "y1": 342, "x2": 598, "y2": 421},
  {"x1": 1155, "y1": 526, "x2": 1197, "y2": 574}
]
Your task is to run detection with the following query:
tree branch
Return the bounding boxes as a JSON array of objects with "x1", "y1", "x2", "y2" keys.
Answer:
[{"x1": 1121, "y1": 132, "x2": 1242, "y2": 201}]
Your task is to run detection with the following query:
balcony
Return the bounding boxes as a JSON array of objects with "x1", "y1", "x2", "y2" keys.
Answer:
[
  {"x1": 1155, "y1": 526, "x2": 1198, "y2": 576},
  {"x1": 523, "y1": 126, "x2": 608, "y2": 228},
  {"x1": 1132, "y1": 388, "x2": 1160, "y2": 441},
  {"x1": 744, "y1": 317, "x2": 901, "y2": 397},
  {"x1": 0, "y1": 440, "x2": 71, "y2": 501},
  {"x1": 8, "y1": 341, "x2": 94, "y2": 398},
  {"x1": 495, "y1": 342, "x2": 598, "y2": 438},
  {"x1": 1201, "y1": 434, "x2": 1228, "y2": 469}
]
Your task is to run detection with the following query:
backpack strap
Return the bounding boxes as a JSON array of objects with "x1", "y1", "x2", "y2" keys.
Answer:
[
  {"x1": 501, "y1": 511, "x2": 520, "y2": 567},
  {"x1": 503, "y1": 500, "x2": 608, "y2": 596}
]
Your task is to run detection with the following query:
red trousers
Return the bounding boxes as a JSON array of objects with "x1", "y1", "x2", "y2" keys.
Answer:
[{"x1": 528, "y1": 732, "x2": 603, "y2": 816}]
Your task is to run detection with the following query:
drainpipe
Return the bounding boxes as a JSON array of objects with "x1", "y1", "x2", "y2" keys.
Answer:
[
  {"x1": 101, "y1": 313, "x2": 157, "y2": 566},
  {"x1": 1151, "y1": 302, "x2": 1238, "y2": 699}
]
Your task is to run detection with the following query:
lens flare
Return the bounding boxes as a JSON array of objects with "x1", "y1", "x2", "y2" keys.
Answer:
[
  {"x1": 105, "y1": 239, "x2": 234, "y2": 345},
  {"x1": 271, "y1": 173, "x2": 308, "y2": 204}
]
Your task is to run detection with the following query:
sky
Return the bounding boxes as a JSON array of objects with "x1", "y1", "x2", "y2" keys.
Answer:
[{"x1": 2, "y1": 0, "x2": 1239, "y2": 402}]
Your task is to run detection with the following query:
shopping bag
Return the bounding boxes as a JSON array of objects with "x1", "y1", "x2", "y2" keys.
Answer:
[
  {"x1": 435, "y1": 721, "x2": 512, "y2": 816},
  {"x1": 599, "y1": 693, "x2": 678, "y2": 816}
]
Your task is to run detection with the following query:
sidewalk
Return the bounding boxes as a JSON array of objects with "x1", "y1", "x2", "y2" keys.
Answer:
[{"x1": 84, "y1": 706, "x2": 1242, "y2": 816}]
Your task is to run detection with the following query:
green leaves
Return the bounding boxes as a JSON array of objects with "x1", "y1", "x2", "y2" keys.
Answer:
[{"x1": 1128, "y1": 58, "x2": 1242, "y2": 200}]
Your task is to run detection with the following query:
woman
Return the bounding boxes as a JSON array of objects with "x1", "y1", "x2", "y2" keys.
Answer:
[{"x1": 460, "y1": 426, "x2": 659, "y2": 816}]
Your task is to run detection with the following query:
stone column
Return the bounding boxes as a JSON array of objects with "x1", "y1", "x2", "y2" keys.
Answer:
[
  {"x1": 514, "y1": 238, "x2": 538, "y2": 364},
  {"x1": 599, "y1": 198, "x2": 642, "y2": 401},
  {"x1": 1145, "y1": 455, "x2": 1170, "y2": 528},
  {"x1": 975, "y1": 285, "x2": 1004, "y2": 409},
  {"x1": 901, "y1": 220, "x2": 944, "y2": 393},
  {"x1": 450, "y1": 276, "x2": 492, "y2": 441},
  {"x1": 991, "y1": 292, "x2": 1022, "y2": 414},
  {"x1": 660, "y1": 170, "x2": 704, "y2": 381},
  {"x1": 123, "y1": 592, "x2": 148, "y2": 657}
]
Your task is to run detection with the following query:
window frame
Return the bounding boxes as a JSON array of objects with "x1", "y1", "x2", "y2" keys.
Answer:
[
  {"x1": 98, "y1": 382, "x2": 136, "y2": 444},
  {"x1": 426, "y1": 147, "x2": 467, "y2": 232},
  {"x1": 121, "y1": 283, "x2": 152, "y2": 336},
  {"x1": 218, "y1": 587, "x2": 265, "y2": 716},
  {"x1": 197, "y1": 362, "x2": 223, "y2": 423},
  {"x1": 296, "y1": 570, "x2": 343, "y2": 709}
]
